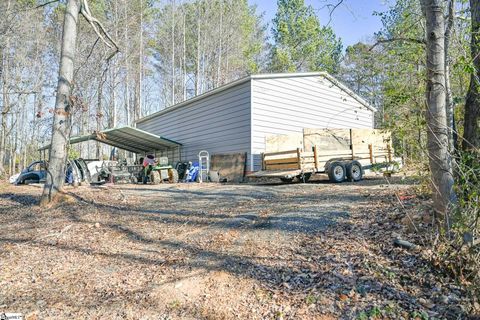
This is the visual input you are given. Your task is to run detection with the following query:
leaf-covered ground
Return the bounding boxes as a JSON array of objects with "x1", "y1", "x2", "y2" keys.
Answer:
[{"x1": 0, "y1": 177, "x2": 475, "y2": 319}]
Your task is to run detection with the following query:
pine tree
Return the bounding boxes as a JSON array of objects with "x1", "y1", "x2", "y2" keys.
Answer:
[{"x1": 269, "y1": 0, "x2": 342, "y2": 73}]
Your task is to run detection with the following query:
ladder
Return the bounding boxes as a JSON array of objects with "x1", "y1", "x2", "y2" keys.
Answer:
[{"x1": 198, "y1": 150, "x2": 210, "y2": 183}]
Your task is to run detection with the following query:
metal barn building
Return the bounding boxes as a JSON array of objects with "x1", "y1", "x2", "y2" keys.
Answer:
[{"x1": 136, "y1": 72, "x2": 376, "y2": 172}]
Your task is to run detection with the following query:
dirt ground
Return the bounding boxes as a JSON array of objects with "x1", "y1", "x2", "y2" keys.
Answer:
[{"x1": 0, "y1": 176, "x2": 474, "y2": 319}]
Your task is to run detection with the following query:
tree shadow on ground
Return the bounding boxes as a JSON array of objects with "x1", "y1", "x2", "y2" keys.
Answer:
[
  {"x1": 0, "y1": 231, "x2": 430, "y2": 319},
  {"x1": 66, "y1": 192, "x2": 353, "y2": 236},
  {"x1": 0, "y1": 193, "x2": 39, "y2": 206},
  {"x1": 0, "y1": 177, "x2": 465, "y2": 319}
]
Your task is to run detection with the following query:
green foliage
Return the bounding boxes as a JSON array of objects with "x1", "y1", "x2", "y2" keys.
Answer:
[
  {"x1": 240, "y1": 3, "x2": 266, "y2": 73},
  {"x1": 68, "y1": 148, "x2": 80, "y2": 160},
  {"x1": 169, "y1": 299, "x2": 182, "y2": 310},
  {"x1": 340, "y1": 0, "x2": 428, "y2": 165},
  {"x1": 451, "y1": 151, "x2": 480, "y2": 248},
  {"x1": 456, "y1": 55, "x2": 476, "y2": 74},
  {"x1": 269, "y1": 0, "x2": 342, "y2": 73},
  {"x1": 432, "y1": 151, "x2": 480, "y2": 304},
  {"x1": 374, "y1": 0, "x2": 424, "y2": 45},
  {"x1": 410, "y1": 311, "x2": 429, "y2": 320},
  {"x1": 304, "y1": 294, "x2": 316, "y2": 305},
  {"x1": 357, "y1": 304, "x2": 404, "y2": 319},
  {"x1": 18, "y1": 0, "x2": 36, "y2": 6},
  {"x1": 341, "y1": 42, "x2": 384, "y2": 118}
]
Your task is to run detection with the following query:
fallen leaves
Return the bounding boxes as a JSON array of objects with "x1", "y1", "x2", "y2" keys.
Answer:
[{"x1": 0, "y1": 179, "x2": 475, "y2": 319}]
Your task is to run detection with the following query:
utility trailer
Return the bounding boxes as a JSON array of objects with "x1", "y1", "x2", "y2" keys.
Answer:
[{"x1": 250, "y1": 128, "x2": 398, "y2": 183}]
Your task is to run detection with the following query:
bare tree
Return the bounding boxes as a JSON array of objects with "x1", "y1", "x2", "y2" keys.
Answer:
[
  {"x1": 40, "y1": 0, "x2": 80, "y2": 205},
  {"x1": 463, "y1": 0, "x2": 480, "y2": 151},
  {"x1": 420, "y1": 0, "x2": 456, "y2": 221},
  {"x1": 41, "y1": 0, "x2": 118, "y2": 205},
  {"x1": 444, "y1": 0, "x2": 456, "y2": 152}
]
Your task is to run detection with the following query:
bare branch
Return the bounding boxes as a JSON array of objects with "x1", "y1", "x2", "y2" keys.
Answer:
[
  {"x1": 318, "y1": 0, "x2": 345, "y2": 26},
  {"x1": 369, "y1": 37, "x2": 426, "y2": 51},
  {"x1": 79, "y1": 0, "x2": 119, "y2": 54},
  {"x1": 35, "y1": 0, "x2": 60, "y2": 9},
  {"x1": 73, "y1": 37, "x2": 100, "y2": 80},
  {"x1": 326, "y1": 0, "x2": 344, "y2": 26}
]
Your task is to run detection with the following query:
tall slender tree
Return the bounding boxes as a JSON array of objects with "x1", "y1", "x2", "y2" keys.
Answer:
[
  {"x1": 463, "y1": 0, "x2": 480, "y2": 151},
  {"x1": 41, "y1": 0, "x2": 118, "y2": 204},
  {"x1": 420, "y1": 0, "x2": 456, "y2": 220},
  {"x1": 152, "y1": 0, "x2": 265, "y2": 106},
  {"x1": 40, "y1": 0, "x2": 80, "y2": 205}
]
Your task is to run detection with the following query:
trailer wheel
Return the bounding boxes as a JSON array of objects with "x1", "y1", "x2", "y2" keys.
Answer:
[
  {"x1": 280, "y1": 177, "x2": 295, "y2": 183},
  {"x1": 150, "y1": 171, "x2": 161, "y2": 185},
  {"x1": 168, "y1": 168, "x2": 179, "y2": 183},
  {"x1": 346, "y1": 160, "x2": 363, "y2": 181},
  {"x1": 327, "y1": 161, "x2": 346, "y2": 183}
]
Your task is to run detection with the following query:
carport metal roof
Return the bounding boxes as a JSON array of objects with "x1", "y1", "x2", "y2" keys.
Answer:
[{"x1": 39, "y1": 126, "x2": 181, "y2": 154}]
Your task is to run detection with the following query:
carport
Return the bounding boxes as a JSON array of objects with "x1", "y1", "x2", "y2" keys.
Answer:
[{"x1": 39, "y1": 126, "x2": 182, "y2": 160}]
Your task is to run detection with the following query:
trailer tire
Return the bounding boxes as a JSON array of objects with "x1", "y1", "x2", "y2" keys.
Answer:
[
  {"x1": 150, "y1": 171, "x2": 161, "y2": 185},
  {"x1": 280, "y1": 177, "x2": 295, "y2": 183},
  {"x1": 346, "y1": 160, "x2": 363, "y2": 182},
  {"x1": 327, "y1": 161, "x2": 346, "y2": 183},
  {"x1": 168, "y1": 169, "x2": 179, "y2": 183}
]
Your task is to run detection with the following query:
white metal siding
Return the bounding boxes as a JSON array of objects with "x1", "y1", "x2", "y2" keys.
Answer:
[
  {"x1": 137, "y1": 81, "x2": 252, "y2": 168},
  {"x1": 251, "y1": 76, "x2": 374, "y2": 170}
]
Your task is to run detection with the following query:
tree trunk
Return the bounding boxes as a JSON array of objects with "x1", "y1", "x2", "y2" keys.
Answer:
[
  {"x1": 40, "y1": 0, "x2": 80, "y2": 205},
  {"x1": 216, "y1": 1, "x2": 223, "y2": 87},
  {"x1": 182, "y1": 10, "x2": 186, "y2": 101},
  {"x1": 137, "y1": 0, "x2": 144, "y2": 121},
  {"x1": 0, "y1": 96, "x2": 6, "y2": 178},
  {"x1": 0, "y1": 37, "x2": 8, "y2": 176},
  {"x1": 463, "y1": 0, "x2": 480, "y2": 150},
  {"x1": 445, "y1": 0, "x2": 456, "y2": 152},
  {"x1": 171, "y1": 0, "x2": 176, "y2": 106},
  {"x1": 421, "y1": 0, "x2": 456, "y2": 220},
  {"x1": 123, "y1": 0, "x2": 131, "y2": 126},
  {"x1": 96, "y1": 76, "x2": 103, "y2": 159},
  {"x1": 195, "y1": 7, "x2": 201, "y2": 96},
  {"x1": 109, "y1": 66, "x2": 116, "y2": 128},
  {"x1": 0, "y1": 0, "x2": 11, "y2": 177},
  {"x1": 11, "y1": 127, "x2": 17, "y2": 175},
  {"x1": 110, "y1": 1, "x2": 118, "y2": 129}
]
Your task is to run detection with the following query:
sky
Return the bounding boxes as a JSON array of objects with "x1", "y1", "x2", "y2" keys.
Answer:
[{"x1": 250, "y1": 0, "x2": 391, "y2": 48}]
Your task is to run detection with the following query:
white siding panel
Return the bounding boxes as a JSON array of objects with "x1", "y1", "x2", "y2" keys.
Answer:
[
  {"x1": 136, "y1": 74, "x2": 374, "y2": 173},
  {"x1": 137, "y1": 81, "x2": 252, "y2": 168},
  {"x1": 251, "y1": 76, "x2": 374, "y2": 170}
]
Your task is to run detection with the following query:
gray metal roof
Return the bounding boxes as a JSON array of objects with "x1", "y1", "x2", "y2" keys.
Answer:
[
  {"x1": 39, "y1": 126, "x2": 181, "y2": 154},
  {"x1": 136, "y1": 72, "x2": 377, "y2": 124}
]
